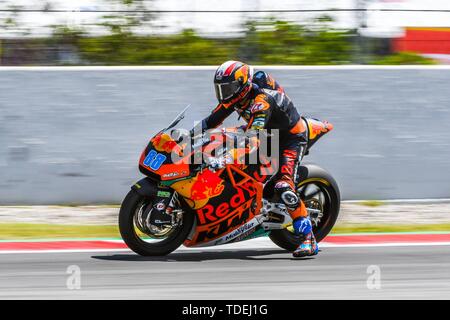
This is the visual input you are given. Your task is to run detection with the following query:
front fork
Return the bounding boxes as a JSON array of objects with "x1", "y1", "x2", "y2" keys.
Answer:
[{"x1": 143, "y1": 186, "x2": 177, "y2": 227}]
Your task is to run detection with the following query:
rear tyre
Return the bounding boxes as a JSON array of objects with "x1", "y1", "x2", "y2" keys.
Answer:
[
  {"x1": 269, "y1": 164, "x2": 340, "y2": 252},
  {"x1": 119, "y1": 189, "x2": 194, "y2": 256}
]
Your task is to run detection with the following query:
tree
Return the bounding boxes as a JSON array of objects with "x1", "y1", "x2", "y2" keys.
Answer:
[
  {"x1": 99, "y1": 0, "x2": 155, "y2": 36},
  {"x1": 240, "y1": 17, "x2": 353, "y2": 65}
]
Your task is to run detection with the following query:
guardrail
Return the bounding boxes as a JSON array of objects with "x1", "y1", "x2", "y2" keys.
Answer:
[{"x1": 1, "y1": 66, "x2": 449, "y2": 203}]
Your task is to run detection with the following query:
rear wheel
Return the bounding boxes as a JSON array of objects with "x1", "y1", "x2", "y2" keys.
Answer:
[
  {"x1": 119, "y1": 189, "x2": 194, "y2": 256},
  {"x1": 269, "y1": 164, "x2": 340, "y2": 252}
]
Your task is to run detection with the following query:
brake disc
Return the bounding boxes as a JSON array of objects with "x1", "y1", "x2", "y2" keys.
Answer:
[
  {"x1": 135, "y1": 203, "x2": 176, "y2": 238},
  {"x1": 306, "y1": 198, "x2": 324, "y2": 226}
]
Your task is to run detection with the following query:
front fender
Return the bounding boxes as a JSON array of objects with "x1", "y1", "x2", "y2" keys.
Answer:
[{"x1": 131, "y1": 177, "x2": 158, "y2": 198}]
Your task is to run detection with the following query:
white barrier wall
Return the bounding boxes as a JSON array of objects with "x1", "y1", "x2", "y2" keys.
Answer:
[{"x1": 1, "y1": 66, "x2": 450, "y2": 204}]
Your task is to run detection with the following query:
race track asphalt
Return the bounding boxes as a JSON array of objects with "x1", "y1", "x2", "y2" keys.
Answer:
[{"x1": 1, "y1": 244, "x2": 449, "y2": 299}]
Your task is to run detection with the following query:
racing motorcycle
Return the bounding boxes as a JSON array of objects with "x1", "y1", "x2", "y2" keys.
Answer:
[{"x1": 119, "y1": 106, "x2": 340, "y2": 256}]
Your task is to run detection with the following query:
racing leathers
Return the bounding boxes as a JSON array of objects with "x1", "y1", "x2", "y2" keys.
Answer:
[{"x1": 201, "y1": 70, "x2": 309, "y2": 222}]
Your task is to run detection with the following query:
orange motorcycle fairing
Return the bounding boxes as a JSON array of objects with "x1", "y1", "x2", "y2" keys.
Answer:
[
  {"x1": 138, "y1": 131, "x2": 191, "y2": 181},
  {"x1": 302, "y1": 117, "x2": 333, "y2": 152},
  {"x1": 304, "y1": 118, "x2": 333, "y2": 141},
  {"x1": 152, "y1": 132, "x2": 183, "y2": 155},
  {"x1": 182, "y1": 164, "x2": 264, "y2": 247}
]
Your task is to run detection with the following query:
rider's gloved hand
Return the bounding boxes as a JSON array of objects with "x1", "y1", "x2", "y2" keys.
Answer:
[
  {"x1": 207, "y1": 157, "x2": 226, "y2": 170},
  {"x1": 207, "y1": 153, "x2": 233, "y2": 171}
]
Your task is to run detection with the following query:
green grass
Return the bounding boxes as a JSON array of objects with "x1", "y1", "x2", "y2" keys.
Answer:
[
  {"x1": 1, "y1": 223, "x2": 450, "y2": 240},
  {"x1": 0, "y1": 223, "x2": 120, "y2": 240},
  {"x1": 370, "y1": 52, "x2": 437, "y2": 65},
  {"x1": 357, "y1": 200, "x2": 385, "y2": 207}
]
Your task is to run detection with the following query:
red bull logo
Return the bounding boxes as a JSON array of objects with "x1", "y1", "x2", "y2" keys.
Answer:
[
  {"x1": 191, "y1": 169, "x2": 225, "y2": 201},
  {"x1": 152, "y1": 133, "x2": 182, "y2": 155}
]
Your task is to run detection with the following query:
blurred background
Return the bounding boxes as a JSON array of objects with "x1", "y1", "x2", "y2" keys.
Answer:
[
  {"x1": 1, "y1": 0, "x2": 450, "y2": 65},
  {"x1": 1, "y1": 0, "x2": 450, "y2": 205}
]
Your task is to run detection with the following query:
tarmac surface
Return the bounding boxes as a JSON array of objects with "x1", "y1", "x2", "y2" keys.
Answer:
[{"x1": 1, "y1": 243, "x2": 449, "y2": 299}]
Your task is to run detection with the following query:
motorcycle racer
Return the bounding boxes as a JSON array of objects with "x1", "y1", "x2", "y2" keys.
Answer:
[{"x1": 199, "y1": 60, "x2": 318, "y2": 257}]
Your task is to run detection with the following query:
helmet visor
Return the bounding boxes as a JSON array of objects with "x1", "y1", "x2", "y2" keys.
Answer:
[{"x1": 215, "y1": 80, "x2": 241, "y2": 102}]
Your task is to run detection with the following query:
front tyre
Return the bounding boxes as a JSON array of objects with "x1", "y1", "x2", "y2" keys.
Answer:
[
  {"x1": 119, "y1": 189, "x2": 194, "y2": 256},
  {"x1": 269, "y1": 164, "x2": 340, "y2": 252}
]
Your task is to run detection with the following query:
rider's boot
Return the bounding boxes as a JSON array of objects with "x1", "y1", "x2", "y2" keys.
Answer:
[
  {"x1": 292, "y1": 216, "x2": 319, "y2": 257},
  {"x1": 275, "y1": 180, "x2": 319, "y2": 258}
]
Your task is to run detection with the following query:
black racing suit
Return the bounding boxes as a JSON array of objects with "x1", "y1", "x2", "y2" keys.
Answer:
[{"x1": 201, "y1": 71, "x2": 308, "y2": 219}]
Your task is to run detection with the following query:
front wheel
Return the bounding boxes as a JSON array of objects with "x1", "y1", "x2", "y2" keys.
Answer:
[
  {"x1": 119, "y1": 189, "x2": 194, "y2": 256},
  {"x1": 269, "y1": 164, "x2": 340, "y2": 252}
]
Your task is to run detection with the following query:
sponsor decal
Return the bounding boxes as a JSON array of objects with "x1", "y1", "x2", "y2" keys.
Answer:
[
  {"x1": 154, "y1": 219, "x2": 171, "y2": 224},
  {"x1": 250, "y1": 103, "x2": 265, "y2": 114},
  {"x1": 230, "y1": 226, "x2": 258, "y2": 243},
  {"x1": 224, "y1": 220, "x2": 256, "y2": 242},
  {"x1": 162, "y1": 172, "x2": 181, "y2": 179},
  {"x1": 251, "y1": 119, "x2": 265, "y2": 129},
  {"x1": 192, "y1": 137, "x2": 211, "y2": 149},
  {"x1": 252, "y1": 95, "x2": 270, "y2": 113},
  {"x1": 237, "y1": 227, "x2": 269, "y2": 242},
  {"x1": 157, "y1": 190, "x2": 171, "y2": 198},
  {"x1": 275, "y1": 181, "x2": 291, "y2": 189},
  {"x1": 281, "y1": 149, "x2": 298, "y2": 175},
  {"x1": 161, "y1": 169, "x2": 189, "y2": 180},
  {"x1": 155, "y1": 202, "x2": 166, "y2": 211},
  {"x1": 143, "y1": 150, "x2": 167, "y2": 171},
  {"x1": 196, "y1": 181, "x2": 257, "y2": 225},
  {"x1": 215, "y1": 69, "x2": 223, "y2": 80},
  {"x1": 151, "y1": 133, "x2": 181, "y2": 155},
  {"x1": 235, "y1": 108, "x2": 252, "y2": 122},
  {"x1": 195, "y1": 201, "x2": 253, "y2": 243},
  {"x1": 253, "y1": 159, "x2": 278, "y2": 182},
  {"x1": 206, "y1": 217, "x2": 260, "y2": 246},
  {"x1": 191, "y1": 169, "x2": 225, "y2": 201}
]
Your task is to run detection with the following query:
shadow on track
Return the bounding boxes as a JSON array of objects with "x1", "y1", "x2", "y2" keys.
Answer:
[{"x1": 91, "y1": 249, "x2": 315, "y2": 262}]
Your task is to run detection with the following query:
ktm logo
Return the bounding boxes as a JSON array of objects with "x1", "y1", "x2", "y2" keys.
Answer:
[{"x1": 196, "y1": 199, "x2": 253, "y2": 243}]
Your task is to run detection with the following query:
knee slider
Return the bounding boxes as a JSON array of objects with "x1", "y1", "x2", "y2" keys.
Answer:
[
  {"x1": 275, "y1": 181, "x2": 299, "y2": 209},
  {"x1": 281, "y1": 190, "x2": 299, "y2": 208}
]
